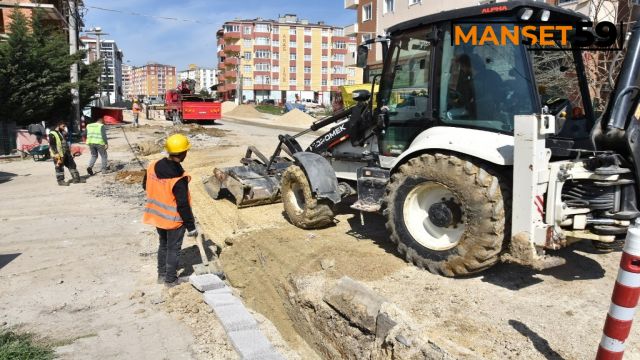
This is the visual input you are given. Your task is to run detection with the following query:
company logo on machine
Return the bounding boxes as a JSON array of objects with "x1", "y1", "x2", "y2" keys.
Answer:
[
  {"x1": 453, "y1": 16, "x2": 623, "y2": 51},
  {"x1": 310, "y1": 124, "x2": 348, "y2": 150}
]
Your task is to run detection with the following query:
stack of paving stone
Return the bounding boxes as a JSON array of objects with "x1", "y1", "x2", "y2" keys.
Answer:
[{"x1": 189, "y1": 274, "x2": 284, "y2": 360}]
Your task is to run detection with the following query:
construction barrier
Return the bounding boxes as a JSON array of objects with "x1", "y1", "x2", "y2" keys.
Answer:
[{"x1": 597, "y1": 220, "x2": 640, "y2": 360}]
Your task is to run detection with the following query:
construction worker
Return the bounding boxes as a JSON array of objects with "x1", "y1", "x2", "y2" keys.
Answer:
[
  {"x1": 132, "y1": 99, "x2": 141, "y2": 127},
  {"x1": 86, "y1": 117, "x2": 108, "y2": 176},
  {"x1": 142, "y1": 133, "x2": 197, "y2": 287},
  {"x1": 49, "y1": 120, "x2": 85, "y2": 186}
]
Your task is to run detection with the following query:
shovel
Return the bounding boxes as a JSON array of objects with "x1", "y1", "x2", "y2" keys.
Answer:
[{"x1": 187, "y1": 216, "x2": 225, "y2": 279}]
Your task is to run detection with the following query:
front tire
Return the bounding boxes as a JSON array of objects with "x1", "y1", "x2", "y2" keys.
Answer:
[
  {"x1": 385, "y1": 153, "x2": 509, "y2": 276},
  {"x1": 281, "y1": 165, "x2": 334, "y2": 229}
]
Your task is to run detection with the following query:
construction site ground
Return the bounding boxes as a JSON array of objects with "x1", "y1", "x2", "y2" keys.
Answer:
[{"x1": 2, "y1": 113, "x2": 639, "y2": 359}]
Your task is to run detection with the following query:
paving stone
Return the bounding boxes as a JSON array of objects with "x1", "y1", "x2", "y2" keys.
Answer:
[
  {"x1": 227, "y1": 329, "x2": 277, "y2": 359},
  {"x1": 204, "y1": 286, "x2": 233, "y2": 295},
  {"x1": 204, "y1": 292, "x2": 241, "y2": 308},
  {"x1": 211, "y1": 303, "x2": 257, "y2": 332},
  {"x1": 189, "y1": 273, "x2": 225, "y2": 292}
]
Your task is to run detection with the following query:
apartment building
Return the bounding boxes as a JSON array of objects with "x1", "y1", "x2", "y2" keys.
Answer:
[
  {"x1": 216, "y1": 14, "x2": 362, "y2": 104},
  {"x1": 0, "y1": 0, "x2": 68, "y2": 37},
  {"x1": 131, "y1": 63, "x2": 177, "y2": 99},
  {"x1": 179, "y1": 64, "x2": 218, "y2": 94},
  {"x1": 81, "y1": 37, "x2": 124, "y2": 104},
  {"x1": 121, "y1": 64, "x2": 133, "y2": 100},
  {"x1": 345, "y1": 0, "x2": 488, "y2": 66}
]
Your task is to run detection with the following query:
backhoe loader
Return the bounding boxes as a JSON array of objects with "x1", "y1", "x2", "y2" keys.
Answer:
[{"x1": 206, "y1": 0, "x2": 640, "y2": 276}]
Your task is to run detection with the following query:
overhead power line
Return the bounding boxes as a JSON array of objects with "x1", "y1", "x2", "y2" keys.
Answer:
[{"x1": 86, "y1": 5, "x2": 219, "y2": 25}]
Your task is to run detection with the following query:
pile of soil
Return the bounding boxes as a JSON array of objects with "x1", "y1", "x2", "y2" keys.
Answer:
[
  {"x1": 276, "y1": 109, "x2": 316, "y2": 128},
  {"x1": 134, "y1": 140, "x2": 164, "y2": 156},
  {"x1": 177, "y1": 125, "x2": 227, "y2": 138},
  {"x1": 226, "y1": 105, "x2": 263, "y2": 119},
  {"x1": 115, "y1": 170, "x2": 146, "y2": 184},
  {"x1": 221, "y1": 101, "x2": 238, "y2": 114}
]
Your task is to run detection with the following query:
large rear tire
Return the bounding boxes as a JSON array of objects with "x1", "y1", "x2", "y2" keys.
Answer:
[
  {"x1": 384, "y1": 153, "x2": 509, "y2": 276},
  {"x1": 282, "y1": 165, "x2": 334, "y2": 229}
]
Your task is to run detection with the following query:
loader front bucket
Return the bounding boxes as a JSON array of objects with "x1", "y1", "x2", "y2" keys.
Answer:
[{"x1": 203, "y1": 165, "x2": 282, "y2": 208}]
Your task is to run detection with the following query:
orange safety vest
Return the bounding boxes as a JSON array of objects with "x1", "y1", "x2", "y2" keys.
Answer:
[{"x1": 142, "y1": 160, "x2": 191, "y2": 230}]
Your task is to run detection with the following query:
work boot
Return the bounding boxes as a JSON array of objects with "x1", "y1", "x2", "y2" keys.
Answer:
[
  {"x1": 57, "y1": 179, "x2": 69, "y2": 186},
  {"x1": 87, "y1": 167, "x2": 94, "y2": 176},
  {"x1": 70, "y1": 170, "x2": 86, "y2": 183}
]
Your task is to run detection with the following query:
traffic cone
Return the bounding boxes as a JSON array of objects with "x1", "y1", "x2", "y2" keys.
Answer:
[{"x1": 597, "y1": 220, "x2": 640, "y2": 359}]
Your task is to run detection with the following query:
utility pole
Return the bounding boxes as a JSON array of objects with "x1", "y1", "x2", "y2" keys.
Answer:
[
  {"x1": 68, "y1": 0, "x2": 80, "y2": 132},
  {"x1": 236, "y1": 56, "x2": 242, "y2": 105}
]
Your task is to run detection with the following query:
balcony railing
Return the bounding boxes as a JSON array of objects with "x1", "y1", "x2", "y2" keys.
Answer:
[
  {"x1": 345, "y1": 23, "x2": 358, "y2": 37},
  {"x1": 344, "y1": 0, "x2": 359, "y2": 9}
]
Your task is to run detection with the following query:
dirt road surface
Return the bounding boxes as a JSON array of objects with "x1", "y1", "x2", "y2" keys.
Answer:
[{"x1": 2, "y1": 114, "x2": 640, "y2": 359}]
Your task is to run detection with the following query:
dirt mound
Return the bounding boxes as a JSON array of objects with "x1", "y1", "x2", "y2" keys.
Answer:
[
  {"x1": 221, "y1": 101, "x2": 237, "y2": 114},
  {"x1": 115, "y1": 170, "x2": 146, "y2": 184},
  {"x1": 276, "y1": 109, "x2": 316, "y2": 127},
  {"x1": 226, "y1": 105, "x2": 263, "y2": 119},
  {"x1": 176, "y1": 124, "x2": 227, "y2": 138},
  {"x1": 134, "y1": 140, "x2": 164, "y2": 156}
]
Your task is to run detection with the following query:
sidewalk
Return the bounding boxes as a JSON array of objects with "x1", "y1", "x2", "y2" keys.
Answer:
[{"x1": 0, "y1": 134, "x2": 205, "y2": 359}]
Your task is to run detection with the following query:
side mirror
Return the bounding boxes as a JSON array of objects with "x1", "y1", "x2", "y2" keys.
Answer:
[{"x1": 356, "y1": 45, "x2": 369, "y2": 68}]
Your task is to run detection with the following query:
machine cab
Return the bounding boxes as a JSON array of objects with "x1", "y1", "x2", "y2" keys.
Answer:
[{"x1": 363, "y1": 1, "x2": 593, "y2": 158}]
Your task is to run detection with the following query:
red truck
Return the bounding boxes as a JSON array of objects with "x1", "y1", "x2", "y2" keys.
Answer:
[{"x1": 164, "y1": 80, "x2": 221, "y2": 123}]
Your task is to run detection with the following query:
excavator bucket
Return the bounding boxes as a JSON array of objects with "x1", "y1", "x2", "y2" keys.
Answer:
[{"x1": 203, "y1": 165, "x2": 282, "y2": 208}]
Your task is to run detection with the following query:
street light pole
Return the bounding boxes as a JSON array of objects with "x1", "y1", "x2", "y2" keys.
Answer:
[{"x1": 236, "y1": 55, "x2": 242, "y2": 105}]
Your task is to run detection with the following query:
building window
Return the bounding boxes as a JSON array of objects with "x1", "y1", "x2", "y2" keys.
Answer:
[
  {"x1": 333, "y1": 78, "x2": 346, "y2": 86},
  {"x1": 243, "y1": 65, "x2": 251, "y2": 73},
  {"x1": 383, "y1": 0, "x2": 395, "y2": 14},
  {"x1": 244, "y1": 52, "x2": 252, "y2": 60},
  {"x1": 272, "y1": 52, "x2": 280, "y2": 59},
  {"x1": 322, "y1": 55, "x2": 328, "y2": 61},
  {"x1": 289, "y1": 78, "x2": 297, "y2": 86},
  {"x1": 333, "y1": 42, "x2": 346, "y2": 49},
  {"x1": 321, "y1": 67, "x2": 327, "y2": 74},
  {"x1": 272, "y1": 40, "x2": 280, "y2": 47},
  {"x1": 289, "y1": 66, "x2": 297, "y2": 73},
  {"x1": 224, "y1": 25, "x2": 240, "y2": 32},
  {"x1": 304, "y1": 42, "x2": 311, "y2": 48},
  {"x1": 243, "y1": 39, "x2": 252, "y2": 47},
  {"x1": 304, "y1": 27, "x2": 312, "y2": 35},
  {"x1": 409, "y1": 0, "x2": 421, "y2": 4},
  {"x1": 290, "y1": 53, "x2": 297, "y2": 60},
  {"x1": 322, "y1": 79, "x2": 327, "y2": 86},
  {"x1": 256, "y1": 37, "x2": 270, "y2": 45},
  {"x1": 255, "y1": 63, "x2": 270, "y2": 71},
  {"x1": 244, "y1": 26, "x2": 252, "y2": 34},
  {"x1": 304, "y1": 54, "x2": 312, "y2": 61},
  {"x1": 322, "y1": 28, "x2": 329, "y2": 36},
  {"x1": 321, "y1": 43, "x2": 328, "y2": 49},
  {"x1": 255, "y1": 24, "x2": 270, "y2": 32},
  {"x1": 333, "y1": 28, "x2": 344, "y2": 36},
  {"x1": 332, "y1": 54, "x2": 345, "y2": 62},
  {"x1": 291, "y1": 41, "x2": 297, "y2": 48},
  {"x1": 273, "y1": 27, "x2": 279, "y2": 34},
  {"x1": 255, "y1": 50, "x2": 271, "y2": 58},
  {"x1": 304, "y1": 67, "x2": 311, "y2": 73},
  {"x1": 304, "y1": 79, "x2": 311, "y2": 86},
  {"x1": 243, "y1": 77, "x2": 252, "y2": 85},
  {"x1": 362, "y1": 4, "x2": 372, "y2": 22},
  {"x1": 272, "y1": 66, "x2": 280, "y2": 73},
  {"x1": 348, "y1": 80, "x2": 356, "y2": 85}
]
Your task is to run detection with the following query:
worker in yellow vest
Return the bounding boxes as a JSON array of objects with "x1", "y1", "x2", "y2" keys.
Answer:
[
  {"x1": 86, "y1": 117, "x2": 108, "y2": 176},
  {"x1": 142, "y1": 133, "x2": 197, "y2": 287},
  {"x1": 49, "y1": 120, "x2": 85, "y2": 186}
]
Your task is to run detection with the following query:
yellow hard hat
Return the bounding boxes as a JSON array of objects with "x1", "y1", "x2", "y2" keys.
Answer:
[
  {"x1": 133, "y1": 99, "x2": 139, "y2": 103},
  {"x1": 165, "y1": 134, "x2": 191, "y2": 154}
]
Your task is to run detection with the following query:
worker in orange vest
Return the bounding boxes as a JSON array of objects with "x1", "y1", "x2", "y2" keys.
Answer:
[
  {"x1": 142, "y1": 133, "x2": 197, "y2": 287},
  {"x1": 132, "y1": 99, "x2": 141, "y2": 128}
]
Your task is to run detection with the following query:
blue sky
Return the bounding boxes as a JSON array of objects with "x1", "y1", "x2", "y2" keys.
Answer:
[{"x1": 83, "y1": 0, "x2": 354, "y2": 71}]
